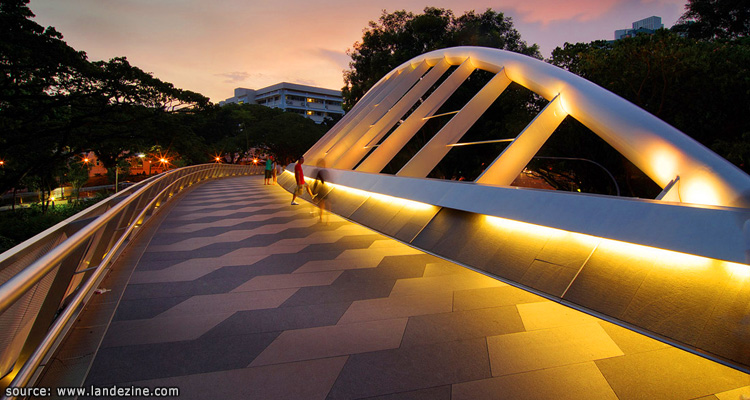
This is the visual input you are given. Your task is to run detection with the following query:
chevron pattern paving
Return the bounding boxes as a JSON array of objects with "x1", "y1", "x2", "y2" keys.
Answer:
[{"x1": 79, "y1": 176, "x2": 749, "y2": 399}]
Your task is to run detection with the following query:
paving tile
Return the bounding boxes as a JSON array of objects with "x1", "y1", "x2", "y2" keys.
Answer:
[
  {"x1": 596, "y1": 347, "x2": 750, "y2": 400},
  {"x1": 715, "y1": 386, "x2": 750, "y2": 400},
  {"x1": 280, "y1": 278, "x2": 397, "y2": 307},
  {"x1": 231, "y1": 270, "x2": 342, "y2": 292},
  {"x1": 112, "y1": 295, "x2": 191, "y2": 321},
  {"x1": 160, "y1": 210, "x2": 302, "y2": 233},
  {"x1": 281, "y1": 257, "x2": 427, "y2": 307},
  {"x1": 146, "y1": 218, "x2": 319, "y2": 252},
  {"x1": 123, "y1": 356, "x2": 348, "y2": 400},
  {"x1": 156, "y1": 288, "x2": 298, "y2": 318},
  {"x1": 129, "y1": 244, "x2": 308, "y2": 284},
  {"x1": 362, "y1": 385, "x2": 451, "y2": 400},
  {"x1": 335, "y1": 245, "x2": 424, "y2": 260},
  {"x1": 487, "y1": 322, "x2": 624, "y2": 376},
  {"x1": 203, "y1": 302, "x2": 351, "y2": 337},
  {"x1": 296, "y1": 233, "x2": 384, "y2": 253},
  {"x1": 147, "y1": 216, "x2": 306, "y2": 247},
  {"x1": 597, "y1": 319, "x2": 670, "y2": 355},
  {"x1": 293, "y1": 257, "x2": 385, "y2": 273},
  {"x1": 326, "y1": 337, "x2": 491, "y2": 399},
  {"x1": 120, "y1": 256, "x2": 309, "y2": 301},
  {"x1": 71, "y1": 175, "x2": 750, "y2": 400},
  {"x1": 249, "y1": 318, "x2": 407, "y2": 367},
  {"x1": 293, "y1": 246, "x2": 427, "y2": 275},
  {"x1": 337, "y1": 292, "x2": 453, "y2": 324},
  {"x1": 401, "y1": 306, "x2": 525, "y2": 347},
  {"x1": 452, "y1": 286, "x2": 544, "y2": 311},
  {"x1": 422, "y1": 262, "x2": 467, "y2": 277},
  {"x1": 101, "y1": 312, "x2": 234, "y2": 348},
  {"x1": 170, "y1": 203, "x2": 282, "y2": 221},
  {"x1": 85, "y1": 331, "x2": 281, "y2": 385},
  {"x1": 517, "y1": 301, "x2": 599, "y2": 330},
  {"x1": 389, "y1": 272, "x2": 505, "y2": 297},
  {"x1": 452, "y1": 361, "x2": 617, "y2": 400}
]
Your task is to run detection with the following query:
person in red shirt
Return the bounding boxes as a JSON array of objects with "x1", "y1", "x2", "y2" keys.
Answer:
[{"x1": 291, "y1": 156, "x2": 316, "y2": 205}]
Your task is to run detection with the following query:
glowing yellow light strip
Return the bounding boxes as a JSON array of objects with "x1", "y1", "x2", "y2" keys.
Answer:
[
  {"x1": 328, "y1": 182, "x2": 435, "y2": 211},
  {"x1": 484, "y1": 215, "x2": 750, "y2": 280},
  {"x1": 283, "y1": 170, "x2": 433, "y2": 210},
  {"x1": 283, "y1": 172, "x2": 749, "y2": 280}
]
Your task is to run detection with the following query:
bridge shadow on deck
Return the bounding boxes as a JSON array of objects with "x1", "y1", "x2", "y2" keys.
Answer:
[{"x1": 42, "y1": 176, "x2": 749, "y2": 399}]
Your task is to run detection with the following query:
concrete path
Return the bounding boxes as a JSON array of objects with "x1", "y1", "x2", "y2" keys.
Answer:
[{"x1": 78, "y1": 176, "x2": 749, "y2": 399}]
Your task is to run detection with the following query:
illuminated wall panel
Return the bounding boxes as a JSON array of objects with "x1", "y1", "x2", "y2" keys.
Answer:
[
  {"x1": 348, "y1": 196, "x2": 439, "y2": 243},
  {"x1": 279, "y1": 173, "x2": 750, "y2": 369}
]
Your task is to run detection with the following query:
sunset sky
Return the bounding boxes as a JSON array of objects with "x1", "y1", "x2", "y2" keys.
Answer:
[{"x1": 28, "y1": 0, "x2": 687, "y2": 103}]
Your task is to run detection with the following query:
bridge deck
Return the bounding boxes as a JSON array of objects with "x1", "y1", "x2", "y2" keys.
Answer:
[{"x1": 45, "y1": 176, "x2": 748, "y2": 399}]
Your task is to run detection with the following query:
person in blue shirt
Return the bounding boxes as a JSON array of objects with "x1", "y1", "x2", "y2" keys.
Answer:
[{"x1": 264, "y1": 155, "x2": 275, "y2": 185}]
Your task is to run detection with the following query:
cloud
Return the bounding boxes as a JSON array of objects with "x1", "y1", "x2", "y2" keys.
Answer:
[
  {"x1": 292, "y1": 78, "x2": 318, "y2": 86},
  {"x1": 215, "y1": 71, "x2": 257, "y2": 84},
  {"x1": 311, "y1": 48, "x2": 351, "y2": 69},
  {"x1": 506, "y1": 0, "x2": 621, "y2": 24}
]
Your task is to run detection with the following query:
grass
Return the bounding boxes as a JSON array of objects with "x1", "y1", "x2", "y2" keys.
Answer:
[{"x1": 0, "y1": 196, "x2": 105, "y2": 254}]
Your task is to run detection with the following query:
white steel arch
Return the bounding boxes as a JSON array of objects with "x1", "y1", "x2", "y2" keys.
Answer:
[{"x1": 306, "y1": 46, "x2": 750, "y2": 209}]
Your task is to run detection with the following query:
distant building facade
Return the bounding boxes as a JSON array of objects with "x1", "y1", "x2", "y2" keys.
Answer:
[
  {"x1": 615, "y1": 16, "x2": 664, "y2": 40},
  {"x1": 220, "y1": 82, "x2": 344, "y2": 124}
]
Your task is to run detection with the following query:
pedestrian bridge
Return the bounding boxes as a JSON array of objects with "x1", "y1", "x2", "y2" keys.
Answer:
[
  {"x1": 1, "y1": 173, "x2": 748, "y2": 399},
  {"x1": 1, "y1": 46, "x2": 750, "y2": 398}
]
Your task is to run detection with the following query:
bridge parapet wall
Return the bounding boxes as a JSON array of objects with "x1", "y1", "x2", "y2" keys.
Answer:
[{"x1": 279, "y1": 165, "x2": 750, "y2": 372}]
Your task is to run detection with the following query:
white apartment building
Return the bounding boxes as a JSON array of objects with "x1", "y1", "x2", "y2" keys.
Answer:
[
  {"x1": 220, "y1": 82, "x2": 344, "y2": 124},
  {"x1": 615, "y1": 16, "x2": 664, "y2": 40}
]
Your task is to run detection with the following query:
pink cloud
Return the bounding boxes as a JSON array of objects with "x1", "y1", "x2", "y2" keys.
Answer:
[{"x1": 508, "y1": 0, "x2": 622, "y2": 24}]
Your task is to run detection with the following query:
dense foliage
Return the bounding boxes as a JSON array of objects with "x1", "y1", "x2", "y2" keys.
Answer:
[
  {"x1": 340, "y1": 2, "x2": 749, "y2": 196},
  {"x1": 550, "y1": 26, "x2": 750, "y2": 176},
  {"x1": 1, "y1": 1, "x2": 210, "y2": 199},
  {"x1": 343, "y1": 7, "x2": 540, "y2": 110},
  {"x1": 672, "y1": 0, "x2": 749, "y2": 39},
  {"x1": 342, "y1": 7, "x2": 543, "y2": 182},
  {"x1": 0, "y1": 0, "x2": 326, "y2": 211}
]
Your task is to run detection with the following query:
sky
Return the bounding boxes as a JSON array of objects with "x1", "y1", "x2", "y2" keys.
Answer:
[{"x1": 28, "y1": 0, "x2": 687, "y2": 103}]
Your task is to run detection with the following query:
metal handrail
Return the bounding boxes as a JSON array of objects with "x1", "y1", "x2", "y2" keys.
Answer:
[{"x1": 0, "y1": 163, "x2": 262, "y2": 395}]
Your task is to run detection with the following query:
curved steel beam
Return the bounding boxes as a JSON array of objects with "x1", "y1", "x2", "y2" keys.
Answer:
[{"x1": 309, "y1": 46, "x2": 750, "y2": 208}]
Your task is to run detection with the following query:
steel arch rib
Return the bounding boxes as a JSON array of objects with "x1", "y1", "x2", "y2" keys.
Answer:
[{"x1": 311, "y1": 46, "x2": 750, "y2": 209}]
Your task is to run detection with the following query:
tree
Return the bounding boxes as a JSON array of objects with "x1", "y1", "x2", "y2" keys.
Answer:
[
  {"x1": 256, "y1": 112, "x2": 327, "y2": 165},
  {"x1": 0, "y1": 0, "x2": 210, "y2": 198},
  {"x1": 548, "y1": 30, "x2": 750, "y2": 195},
  {"x1": 65, "y1": 158, "x2": 90, "y2": 200},
  {"x1": 341, "y1": 7, "x2": 543, "y2": 180},
  {"x1": 188, "y1": 103, "x2": 327, "y2": 166},
  {"x1": 343, "y1": 7, "x2": 540, "y2": 109},
  {"x1": 672, "y1": 0, "x2": 750, "y2": 39}
]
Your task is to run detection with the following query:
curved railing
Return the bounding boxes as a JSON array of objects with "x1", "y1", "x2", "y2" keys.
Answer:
[{"x1": 0, "y1": 163, "x2": 263, "y2": 393}]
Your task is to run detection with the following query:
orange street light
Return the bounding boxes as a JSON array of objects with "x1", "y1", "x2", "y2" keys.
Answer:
[
  {"x1": 252, "y1": 158, "x2": 258, "y2": 165},
  {"x1": 215, "y1": 156, "x2": 222, "y2": 163}
]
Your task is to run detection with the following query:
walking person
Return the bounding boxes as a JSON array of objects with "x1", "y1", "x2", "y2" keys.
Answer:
[
  {"x1": 291, "y1": 156, "x2": 316, "y2": 205},
  {"x1": 313, "y1": 158, "x2": 330, "y2": 224},
  {"x1": 264, "y1": 155, "x2": 275, "y2": 185},
  {"x1": 272, "y1": 157, "x2": 279, "y2": 184}
]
